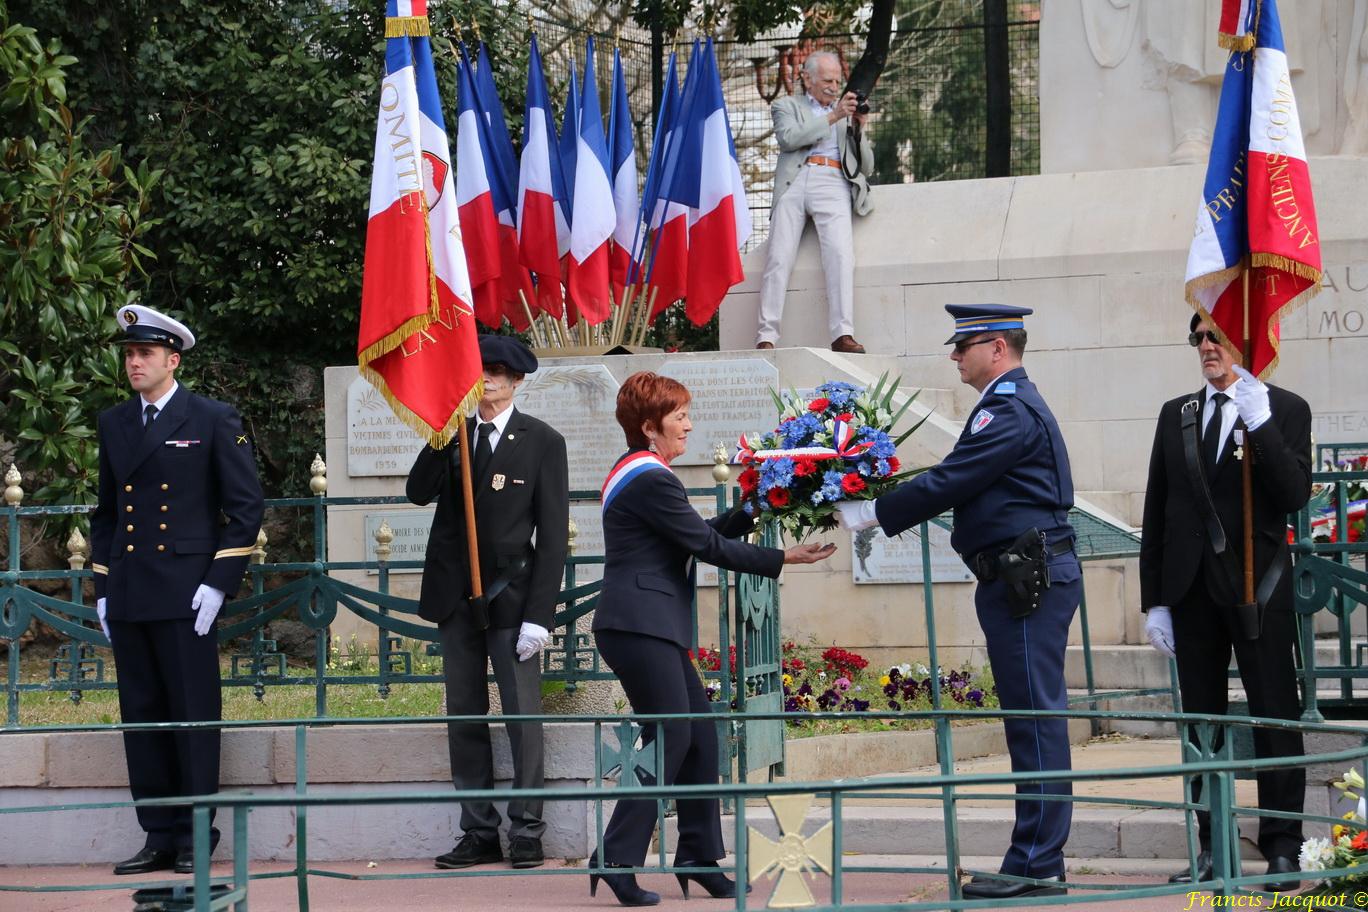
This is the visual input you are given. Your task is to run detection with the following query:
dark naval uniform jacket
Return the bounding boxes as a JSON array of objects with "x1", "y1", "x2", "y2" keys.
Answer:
[
  {"x1": 406, "y1": 408, "x2": 569, "y2": 630},
  {"x1": 90, "y1": 386, "x2": 265, "y2": 618}
]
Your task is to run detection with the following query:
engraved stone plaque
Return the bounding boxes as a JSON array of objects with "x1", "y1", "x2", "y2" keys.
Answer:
[
  {"x1": 851, "y1": 523, "x2": 973, "y2": 584},
  {"x1": 363, "y1": 510, "x2": 434, "y2": 574},
  {"x1": 658, "y1": 359, "x2": 779, "y2": 466},
  {"x1": 347, "y1": 376, "x2": 427, "y2": 476},
  {"x1": 515, "y1": 364, "x2": 621, "y2": 492}
]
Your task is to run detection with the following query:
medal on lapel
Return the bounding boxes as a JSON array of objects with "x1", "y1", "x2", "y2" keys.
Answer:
[{"x1": 491, "y1": 473, "x2": 506, "y2": 491}]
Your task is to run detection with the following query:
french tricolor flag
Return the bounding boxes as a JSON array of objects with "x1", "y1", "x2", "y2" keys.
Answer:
[
  {"x1": 517, "y1": 36, "x2": 569, "y2": 318},
  {"x1": 357, "y1": 0, "x2": 481, "y2": 445},
  {"x1": 683, "y1": 40, "x2": 750, "y2": 326},
  {"x1": 645, "y1": 43, "x2": 699, "y2": 318},
  {"x1": 454, "y1": 46, "x2": 504, "y2": 329},
  {"x1": 473, "y1": 43, "x2": 535, "y2": 330},
  {"x1": 567, "y1": 40, "x2": 615, "y2": 326},
  {"x1": 606, "y1": 47, "x2": 639, "y2": 307},
  {"x1": 1184, "y1": 0, "x2": 1321, "y2": 378}
]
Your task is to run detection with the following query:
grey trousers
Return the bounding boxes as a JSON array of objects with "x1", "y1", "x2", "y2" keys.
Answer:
[
  {"x1": 439, "y1": 614, "x2": 545, "y2": 841},
  {"x1": 757, "y1": 164, "x2": 856, "y2": 345}
]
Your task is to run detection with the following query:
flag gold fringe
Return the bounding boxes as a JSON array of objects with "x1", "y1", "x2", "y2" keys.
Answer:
[
  {"x1": 385, "y1": 16, "x2": 430, "y2": 37},
  {"x1": 1250, "y1": 253, "x2": 1322, "y2": 285},
  {"x1": 358, "y1": 361, "x2": 480, "y2": 450},
  {"x1": 1217, "y1": 31, "x2": 1255, "y2": 52}
]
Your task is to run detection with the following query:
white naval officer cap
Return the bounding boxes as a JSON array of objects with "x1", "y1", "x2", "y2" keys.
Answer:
[{"x1": 116, "y1": 304, "x2": 196, "y2": 352}]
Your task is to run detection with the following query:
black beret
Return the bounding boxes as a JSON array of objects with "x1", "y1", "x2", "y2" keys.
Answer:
[{"x1": 478, "y1": 334, "x2": 537, "y2": 374}]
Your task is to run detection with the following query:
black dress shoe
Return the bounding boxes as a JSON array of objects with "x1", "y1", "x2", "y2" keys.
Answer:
[
  {"x1": 672, "y1": 859, "x2": 751, "y2": 899},
  {"x1": 960, "y1": 874, "x2": 1066, "y2": 899},
  {"x1": 113, "y1": 846, "x2": 177, "y2": 875},
  {"x1": 173, "y1": 827, "x2": 221, "y2": 874},
  {"x1": 509, "y1": 835, "x2": 544, "y2": 869},
  {"x1": 1168, "y1": 851, "x2": 1213, "y2": 884},
  {"x1": 435, "y1": 832, "x2": 503, "y2": 869},
  {"x1": 1264, "y1": 856, "x2": 1300, "y2": 892}
]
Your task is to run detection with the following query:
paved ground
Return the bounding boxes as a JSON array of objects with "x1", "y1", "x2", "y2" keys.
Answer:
[{"x1": 0, "y1": 858, "x2": 1211, "y2": 912}]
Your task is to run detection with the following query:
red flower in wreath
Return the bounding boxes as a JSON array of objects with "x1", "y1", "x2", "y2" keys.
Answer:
[
  {"x1": 793, "y1": 458, "x2": 817, "y2": 477},
  {"x1": 1352, "y1": 830, "x2": 1368, "y2": 851},
  {"x1": 888, "y1": 456, "x2": 901, "y2": 473},
  {"x1": 808, "y1": 398, "x2": 830, "y2": 412},
  {"x1": 738, "y1": 467, "x2": 759, "y2": 493},
  {"x1": 767, "y1": 487, "x2": 791, "y2": 508},
  {"x1": 834, "y1": 412, "x2": 854, "y2": 423},
  {"x1": 841, "y1": 473, "x2": 866, "y2": 494}
]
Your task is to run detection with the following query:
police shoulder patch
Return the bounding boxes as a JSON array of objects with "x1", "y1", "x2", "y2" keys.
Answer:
[
  {"x1": 994, "y1": 381, "x2": 1016, "y2": 395},
  {"x1": 970, "y1": 409, "x2": 994, "y2": 435}
]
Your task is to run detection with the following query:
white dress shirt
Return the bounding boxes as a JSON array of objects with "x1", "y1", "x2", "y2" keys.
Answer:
[
  {"x1": 805, "y1": 93, "x2": 840, "y2": 159},
  {"x1": 140, "y1": 381, "x2": 179, "y2": 423},
  {"x1": 475, "y1": 404, "x2": 515, "y2": 453},
  {"x1": 1201, "y1": 379, "x2": 1242, "y2": 455}
]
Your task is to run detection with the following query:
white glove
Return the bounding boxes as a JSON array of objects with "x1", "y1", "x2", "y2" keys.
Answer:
[
  {"x1": 515, "y1": 621, "x2": 551, "y2": 662},
  {"x1": 1145, "y1": 606, "x2": 1176, "y2": 658},
  {"x1": 835, "y1": 499, "x2": 879, "y2": 532},
  {"x1": 191, "y1": 584, "x2": 226, "y2": 637},
  {"x1": 96, "y1": 597, "x2": 110, "y2": 641},
  {"x1": 1231, "y1": 365, "x2": 1271, "y2": 431}
]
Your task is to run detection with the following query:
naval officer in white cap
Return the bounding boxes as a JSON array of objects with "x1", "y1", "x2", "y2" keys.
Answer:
[{"x1": 90, "y1": 304, "x2": 264, "y2": 875}]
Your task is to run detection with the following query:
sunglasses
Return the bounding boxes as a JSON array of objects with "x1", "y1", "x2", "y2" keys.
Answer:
[
  {"x1": 1188, "y1": 330, "x2": 1221, "y2": 347},
  {"x1": 953, "y1": 337, "x2": 998, "y2": 355}
]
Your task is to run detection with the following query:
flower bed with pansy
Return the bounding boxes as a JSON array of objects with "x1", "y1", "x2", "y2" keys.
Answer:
[
  {"x1": 689, "y1": 640, "x2": 998, "y2": 738},
  {"x1": 734, "y1": 379, "x2": 923, "y2": 541}
]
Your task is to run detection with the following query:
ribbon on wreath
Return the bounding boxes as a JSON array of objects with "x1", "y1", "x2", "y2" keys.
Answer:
[{"x1": 733, "y1": 419, "x2": 873, "y2": 464}]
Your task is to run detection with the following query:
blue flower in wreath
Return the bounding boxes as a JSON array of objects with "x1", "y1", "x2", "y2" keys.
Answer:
[
  {"x1": 817, "y1": 381, "x2": 859, "y2": 410},
  {"x1": 780, "y1": 412, "x2": 821, "y2": 447},
  {"x1": 759, "y1": 457, "x2": 795, "y2": 492},
  {"x1": 859, "y1": 428, "x2": 897, "y2": 459}
]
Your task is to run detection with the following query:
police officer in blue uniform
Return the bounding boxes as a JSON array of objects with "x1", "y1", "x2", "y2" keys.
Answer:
[
  {"x1": 90, "y1": 305, "x2": 264, "y2": 875},
  {"x1": 837, "y1": 304, "x2": 1080, "y2": 898}
]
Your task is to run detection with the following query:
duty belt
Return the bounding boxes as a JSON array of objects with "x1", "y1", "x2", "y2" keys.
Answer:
[{"x1": 970, "y1": 538, "x2": 1072, "y2": 583}]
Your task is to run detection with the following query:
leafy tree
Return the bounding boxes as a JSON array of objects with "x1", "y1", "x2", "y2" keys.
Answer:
[{"x1": 0, "y1": 11, "x2": 161, "y2": 505}]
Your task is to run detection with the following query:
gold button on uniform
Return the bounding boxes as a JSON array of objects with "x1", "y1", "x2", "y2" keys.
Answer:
[
  {"x1": 126, "y1": 544, "x2": 134, "y2": 552},
  {"x1": 160, "y1": 505, "x2": 168, "y2": 512},
  {"x1": 159, "y1": 523, "x2": 167, "y2": 531},
  {"x1": 125, "y1": 505, "x2": 133, "y2": 513},
  {"x1": 126, "y1": 524, "x2": 134, "y2": 532},
  {"x1": 124, "y1": 485, "x2": 133, "y2": 492},
  {"x1": 157, "y1": 545, "x2": 166, "y2": 552},
  {"x1": 161, "y1": 484, "x2": 169, "y2": 491}
]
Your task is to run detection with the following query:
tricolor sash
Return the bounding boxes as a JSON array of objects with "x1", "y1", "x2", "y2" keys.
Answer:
[{"x1": 601, "y1": 451, "x2": 670, "y2": 512}]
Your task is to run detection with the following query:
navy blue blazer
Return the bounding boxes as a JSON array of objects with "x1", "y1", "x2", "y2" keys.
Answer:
[
  {"x1": 592, "y1": 451, "x2": 784, "y2": 650},
  {"x1": 874, "y1": 366, "x2": 1075, "y2": 560},
  {"x1": 90, "y1": 385, "x2": 264, "y2": 622}
]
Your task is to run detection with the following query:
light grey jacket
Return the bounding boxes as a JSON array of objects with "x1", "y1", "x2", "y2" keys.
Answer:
[{"x1": 770, "y1": 93, "x2": 875, "y2": 216}]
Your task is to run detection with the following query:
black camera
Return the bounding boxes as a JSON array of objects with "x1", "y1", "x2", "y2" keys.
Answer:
[{"x1": 854, "y1": 92, "x2": 870, "y2": 115}]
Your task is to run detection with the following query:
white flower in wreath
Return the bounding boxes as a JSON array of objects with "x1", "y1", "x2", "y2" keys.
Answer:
[{"x1": 1299, "y1": 837, "x2": 1335, "y2": 874}]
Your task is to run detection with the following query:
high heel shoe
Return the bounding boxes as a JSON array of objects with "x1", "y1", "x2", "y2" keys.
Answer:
[
  {"x1": 588, "y1": 853, "x2": 660, "y2": 907},
  {"x1": 673, "y1": 859, "x2": 749, "y2": 899}
]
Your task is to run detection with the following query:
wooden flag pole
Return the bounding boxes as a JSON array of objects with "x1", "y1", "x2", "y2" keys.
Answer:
[
  {"x1": 1240, "y1": 262, "x2": 1256, "y2": 607},
  {"x1": 518, "y1": 292, "x2": 545, "y2": 348},
  {"x1": 458, "y1": 414, "x2": 483, "y2": 601}
]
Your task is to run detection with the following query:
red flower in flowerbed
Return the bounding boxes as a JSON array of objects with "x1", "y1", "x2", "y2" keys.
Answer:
[
  {"x1": 821, "y1": 646, "x2": 869, "y2": 679},
  {"x1": 841, "y1": 473, "x2": 866, "y2": 494},
  {"x1": 767, "y1": 487, "x2": 791, "y2": 508}
]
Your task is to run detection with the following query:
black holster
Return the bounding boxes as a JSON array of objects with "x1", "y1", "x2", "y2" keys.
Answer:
[{"x1": 971, "y1": 528, "x2": 1052, "y2": 619}]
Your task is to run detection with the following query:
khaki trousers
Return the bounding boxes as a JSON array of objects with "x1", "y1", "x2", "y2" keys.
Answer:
[{"x1": 757, "y1": 165, "x2": 855, "y2": 345}]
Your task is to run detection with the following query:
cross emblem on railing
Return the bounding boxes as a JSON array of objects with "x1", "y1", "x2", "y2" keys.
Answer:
[
  {"x1": 748, "y1": 793, "x2": 833, "y2": 908},
  {"x1": 598, "y1": 719, "x2": 656, "y2": 786}
]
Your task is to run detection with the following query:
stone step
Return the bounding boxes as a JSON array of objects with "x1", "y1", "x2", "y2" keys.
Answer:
[{"x1": 1066, "y1": 641, "x2": 1367, "y2": 692}]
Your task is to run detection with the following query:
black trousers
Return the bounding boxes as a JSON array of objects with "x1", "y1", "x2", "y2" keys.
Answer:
[
  {"x1": 1172, "y1": 584, "x2": 1305, "y2": 861},
  {"x1": 439, "y1": 612, "x2": 545, "y2": 841},
  {"x1": 108, "y1": 618, "x2": 222, "y2": 852},
  {"x1": 595, "y1": 629, "x2": 725, "y2": 866}
]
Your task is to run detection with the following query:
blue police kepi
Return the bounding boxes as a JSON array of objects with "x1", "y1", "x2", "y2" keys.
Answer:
[{"x1": 836, "y1": 303, "x2": 1081, "y2": 899}]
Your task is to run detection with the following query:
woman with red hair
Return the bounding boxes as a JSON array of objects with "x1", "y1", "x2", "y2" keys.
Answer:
[{"x1": 589, "y1": 371, "x2": 834, "y2": 906}]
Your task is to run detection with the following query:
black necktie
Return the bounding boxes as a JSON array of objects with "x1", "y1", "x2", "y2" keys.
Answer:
[
  {"x1": 142, "y1": 403, "x2": 159, "y2": 432},
  {"x1": 473, "y1": 422, "x2": 495, "y2": 479},
  {"x1": 1203, "y1": 392, "x2": 1228, "y2": 468}
]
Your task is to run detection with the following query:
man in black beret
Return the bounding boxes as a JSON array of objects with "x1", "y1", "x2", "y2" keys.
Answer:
[{"x1": 406, "y1": 334, "x2": 569, "y2": 871}]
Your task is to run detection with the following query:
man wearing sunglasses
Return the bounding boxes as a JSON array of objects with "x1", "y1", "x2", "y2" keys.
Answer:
[
  {"x1": 836, "y1": 303, "x2": 1080, "y2": 899},
  {"x1": 1139, "y1": 312, "x2": 1312, "y2": 892}
]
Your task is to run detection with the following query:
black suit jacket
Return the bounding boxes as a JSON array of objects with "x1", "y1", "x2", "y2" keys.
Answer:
[
  {"x1": 591, "y1": 452, "x2": 785, "y2": 649},
  {"x1": 406, "y1": 408, "x2": 569, "y2": 629},
  {"x1": 90, "y1": 385, "x2": 265, "y2": 622},
  {"x1": 1139, "y1": 384, "x2": 1312, "y2": 612}
]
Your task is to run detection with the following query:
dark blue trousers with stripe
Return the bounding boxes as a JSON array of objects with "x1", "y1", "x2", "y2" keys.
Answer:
[{"x1": 973, "y1": 553, "x2": 1082, "y2": 878}]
